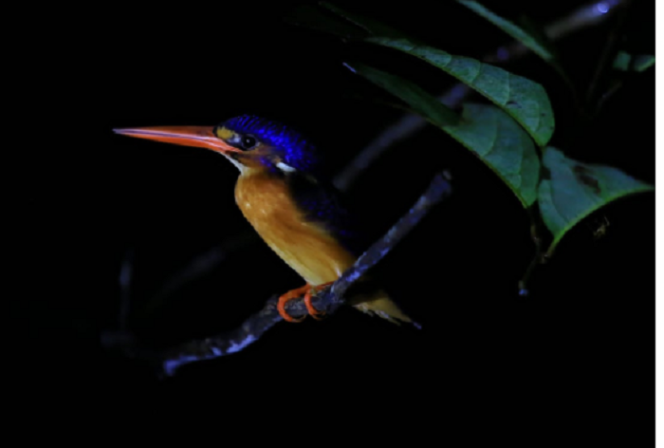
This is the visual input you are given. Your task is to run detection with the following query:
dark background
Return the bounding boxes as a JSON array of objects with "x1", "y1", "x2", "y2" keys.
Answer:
[{"x1": 21, "y1": 0, "x2": 653, "y2": 442}]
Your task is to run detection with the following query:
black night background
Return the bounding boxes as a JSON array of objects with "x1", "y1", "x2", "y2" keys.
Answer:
[{"x1": 20, "y1": 0, "x2": 653, "y2": 442}]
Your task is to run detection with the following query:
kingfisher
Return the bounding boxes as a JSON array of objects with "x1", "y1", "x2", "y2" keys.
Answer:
[{"x1": 114, "y1": 115, "x2": 411, "y2": 324}]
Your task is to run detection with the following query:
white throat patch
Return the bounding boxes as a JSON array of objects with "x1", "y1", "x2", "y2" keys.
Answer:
[{"x1": 219, "y1": 152, "x2": 246, "y2": 172}]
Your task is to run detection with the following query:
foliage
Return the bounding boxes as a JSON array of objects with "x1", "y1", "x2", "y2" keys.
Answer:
[{"x1": 287, "y1": 1, "x2": 653, "y2": 289}]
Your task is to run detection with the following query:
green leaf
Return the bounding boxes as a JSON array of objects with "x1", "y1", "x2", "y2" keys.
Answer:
[
  {"x1": 364, "y1": 37, "x2": 555, "y2": 147},
  {"x1": 613, "y1": 51, "x2": 655, "y2": 72},
  {"x1": 343, "y1": 92, "x2": 417, "y2": 114},
  {"x1": 284, "y1": 5, "x2": 369, "y2": 39},
  {"x1": 458, "y1": 1, "x2": 555, "y2": 64},
  {"x1": 287, "y1": 3, "x2": 555, "y2": 146},
  {"x1": 319, "y1": 2, "x2": 410, "y2": 40},
  {"x1": 344, "y1": 62, "x2": 540, "y2": 207},
  {"x1": 632, "y1": 55, "x2": 656, "y2": 72},
  {"x1": 538, "y1": 147, "x2": 654, "y2": 253},
  {"x1": 612, "y1": 51, "x2": 631, "y2": 71},
  {"x1": 344, "y1": 62, "x2": 459, "y2": 128},
  {"x1": 445, "y1": 103, "x2": 540, "y2": 207}
]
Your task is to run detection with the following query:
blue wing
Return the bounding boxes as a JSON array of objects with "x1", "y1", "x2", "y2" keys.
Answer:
[{"x1": 286, "y1": 172, "x2": 368, "y2": 257}]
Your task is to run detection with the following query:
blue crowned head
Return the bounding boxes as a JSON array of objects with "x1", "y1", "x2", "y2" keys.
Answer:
[{"x1": 214, "y1": 115, "x2": 323, "y2": 176}]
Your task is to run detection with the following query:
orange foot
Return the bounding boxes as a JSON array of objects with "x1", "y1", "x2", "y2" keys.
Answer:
[
  {"x1": 277, "y1": 282, "x2": 334, "y2": 322},
  {"x1": 304, "y1": 282, "x2": 333, "y2": 320}
]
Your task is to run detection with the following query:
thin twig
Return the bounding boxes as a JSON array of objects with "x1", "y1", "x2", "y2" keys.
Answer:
[
  {"x1": 333, "y1": 0, "x2": 627, "y2": 191},
  {"x1": 100, "y1": 249, "x2": 137, "y2": 349},
  {"x1": 333, "y1": 114, "x2": 431, "y2": 191},
  {"x1": 484, "y1": 0, "x2": 627, "y2": 63},
  {"x1": 118, "y1": 248, "x2": 134, "y2": 331},
  {"x1": 155, "y1": 171, "x2": 452, "y2": 377},
  {"x1": 102, "y1": 233, "x2": 259, "y2": 350},
  {"x1": 585, "y1": 0, "x2": 633, "y2": 109},
  {"x1": 144, "y1": 230, "x2": 259, "y2": 314},
  {"x1": 518, "y1": 206, "x2": 546, "y2": 296}
]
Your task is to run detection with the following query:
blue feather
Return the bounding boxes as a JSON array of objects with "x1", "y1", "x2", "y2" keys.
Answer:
[
  {"x1": 224, "y1": 115, "x2": 322, "y2": 175},
  {"x1": 286, "y1": 173, "x2": 367, "y2": 257}
]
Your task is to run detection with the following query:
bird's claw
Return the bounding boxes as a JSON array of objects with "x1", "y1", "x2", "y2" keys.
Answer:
[
  {"x1": 277, "y1": 282, "x2": 333, "y2": 322},
  {"x1": 277, "y1": 284, "x2": 310, "y2": 322},
  {"x1": 304, "y1": 282, "x2": 333, "y2": 320}
]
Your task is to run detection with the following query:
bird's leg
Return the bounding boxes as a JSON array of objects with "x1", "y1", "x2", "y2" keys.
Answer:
[
  {"x1": 277, "y1": 284, "x2": 311, "y2": 322},
  {"x1": 304, "y1": 282, "x2": 334, "y2": 320}
]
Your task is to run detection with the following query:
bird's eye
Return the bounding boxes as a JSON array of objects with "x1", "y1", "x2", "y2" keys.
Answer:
[{"x1": 241, "y1": 135, "x2": 257, "y2": 150}]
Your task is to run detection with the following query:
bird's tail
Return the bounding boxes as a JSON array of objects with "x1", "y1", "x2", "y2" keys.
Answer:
[{"x1": 347, "y1": 285, "x2": 415, "y2": 326}]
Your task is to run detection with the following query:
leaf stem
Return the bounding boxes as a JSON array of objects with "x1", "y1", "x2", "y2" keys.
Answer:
[{"x1": 518, "y1": 205, "x2": 546, "y2": 296}]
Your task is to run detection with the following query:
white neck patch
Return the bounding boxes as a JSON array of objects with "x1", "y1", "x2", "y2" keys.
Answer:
[{"x1": 276, "y1": 162, "x2": 296, "y2": 173}]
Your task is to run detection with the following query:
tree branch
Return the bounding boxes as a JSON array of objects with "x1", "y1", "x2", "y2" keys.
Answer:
[{"x1": 151, "y1": 171, "x2": 453, "y2": 377}]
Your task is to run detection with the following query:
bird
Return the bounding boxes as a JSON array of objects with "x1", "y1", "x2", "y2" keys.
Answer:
[{"x1": 114, "y1": 115, "x2": 411, "y2": 324}]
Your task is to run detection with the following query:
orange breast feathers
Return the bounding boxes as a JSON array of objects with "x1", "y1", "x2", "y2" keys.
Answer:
[{"x1": 235, "y1": 169, "x2": 356, "y2": 286}]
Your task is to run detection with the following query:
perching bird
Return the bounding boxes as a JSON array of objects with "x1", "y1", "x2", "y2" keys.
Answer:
[{"x1": 114, "y1": 115, "x2": 411, "y2": 324}]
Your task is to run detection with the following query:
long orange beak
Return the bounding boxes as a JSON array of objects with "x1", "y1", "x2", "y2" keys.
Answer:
[{"x1": 113, "y1": 126, "x2": 240, "y2": 155}]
